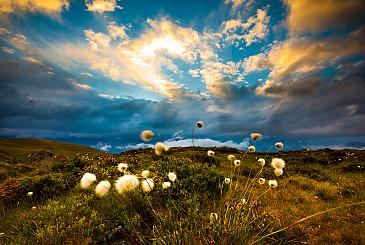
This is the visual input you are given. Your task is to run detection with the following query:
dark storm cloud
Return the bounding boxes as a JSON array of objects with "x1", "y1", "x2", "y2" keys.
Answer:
[{"x1": 263, "y1": 61, "x2": 365, "y2": 136}]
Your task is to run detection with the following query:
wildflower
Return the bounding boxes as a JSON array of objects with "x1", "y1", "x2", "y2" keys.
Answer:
[
  {"x1": 196, "y1": 121, "x2": 204, "y2": 128},
  {"x1": 234, "y1": 159, "x2": 241, "y2": 167},
  {"x1": 115, "y1": 175, "x2": 139, "y2": 194},
  {"x1": 27, "y1": 192, "x2": 33, "y2": 197},
  {"x1": 162, "y1": 181, "x2": 171, "y2": 189},
  {"x1": 268, "y1": 180, "x2": 278, "y2": 188},
  {"x1": 210, "y1": 213, "x2": 218, "y2": 224},
  {"x1": 274, "y1": 168, "x2": 283, "y2": 176},
  {"x1": 168, "y1": 172, "x2": 177, "y2": 182},
  {"x1": 259, "y1": 178, "x2": 265, "y2": 185},
  {"x1": 32, "y1": 206, "x2": 36, "y2": 209},
  {"x1": 0, "y1": 232, "x2": 4, "y2": 236},
  {"x1": 275, "y1": 142, "x2": 284, "y2": 150},
  {"x1": 140, "y1": 130, "x2": 155, "y2": 142},
  {"x1": 224, "y1": 177, "x2": 231, "y2": 184},
  {"x1": 142, "y1": 178, "x2": 155, "y2": 193},
  {"x1": 117, "y1": 163, "x2": 128, "y2": 173},
  {"x1": 141, "y1": 170, "x2": 150, "y2": 178},
  {"x1": 95, "y1": 180, "x2": 111, "y2": 198},
  {"x1": 250, "y1": 132, "x2": 262, "y2": 141},
  {"x1": 258, "y1": 158, "x2": 265, "y2": 167},
  {"x1": 207, "y1": 150, "x2": 215, "y2": 156},
  {"x1": 155, "y1": 142, "x2": 169, "y2": 156},
  {"x1": 80, "y1": 172, "x2": 97, "y2": 189},
  {"x1": 248, "y1": 146, "x2": 256, "y2": 152},
  {"x1": 271, "y1": 158, "x2": 285, "y2": 169},
  {"x1": 227, "y1": 154, "x2": 236, "y2": 161}
]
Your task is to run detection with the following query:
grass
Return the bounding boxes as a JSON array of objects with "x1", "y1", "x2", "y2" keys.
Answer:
[{"x1": 0, "y1": 139, "x2": 364, "y2": 244}]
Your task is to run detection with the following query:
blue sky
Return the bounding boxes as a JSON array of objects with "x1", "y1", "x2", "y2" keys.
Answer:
[{"x1": 0, "y1": 0, "x2": 364, "y2": 152}]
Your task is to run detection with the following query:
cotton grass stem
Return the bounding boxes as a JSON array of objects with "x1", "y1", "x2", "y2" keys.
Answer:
[{"x1": 252, "y1": 201, "x2": 365, "y2": 244}]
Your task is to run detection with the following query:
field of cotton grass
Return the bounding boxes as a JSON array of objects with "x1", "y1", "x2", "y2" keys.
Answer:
[{"x1": 0, "y1": 122, "x2": 364, "y2": 244}]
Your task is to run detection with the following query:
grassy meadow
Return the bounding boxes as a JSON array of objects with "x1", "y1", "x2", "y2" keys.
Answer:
[{"x1": 0, "y1": 138, "x2": 364, "y2": 244}]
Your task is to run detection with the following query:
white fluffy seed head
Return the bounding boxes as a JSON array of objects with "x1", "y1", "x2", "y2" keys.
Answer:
[
  {"x1": 268, "y1": 180, "x2": 278, "y2": 188},
  {"x1": 162, "y1": 181, "x2": 171, "y2": 189},
  {"x1": 117, "y1": 163, "x2": 128, "y2": 172},
  {"x1": 155, "y1": 142, "x2": 169, "y2": 156},
  {"x1": 80, "y1": 173, "x2": 97, "y2": 189},
  {"x1": 210, "y1": 213, "x2": 218, "y2": 224},
  {"x1": 271, "y1": 158, "x2": 285, "y2": 169},
  {"x1": 227, "y1": 154, "x2": 236, "y2": 161},
  {"x1": 207, "y1": 150, "x2": 215, "y2": 156},
  {"x1": 142, "y1": 178, "x2": 155, "y2": 193},
  {"x1": 224, "y1": 177, "x2": 231, "y2": 184},
  {"x1": 95, "y1": 180, "x2": 111, "y2": 198},
  {"x1": 234, "y1": 159, "x2": 241, "y2": 167},
  {"x1": 275, "y1": 142, "x2": 284, "y2": 150},
  {"x1": 140, "y1": 130, "x2": 155, "y2": 142},
  {"x1": 259, "y1": 178, "x2": 265, "y2": 185},
  {"x1": 248, "y1": 146, "x2": 256, "y2": 152},
  {"x1": 241, "y1": 198, "x2": 246, "y2": 205},
  {"x1": 115, "y1": 175, "x2": 139, "y2": 194},
  {"x1": 141, "y1": 170, "x2": 150, "y2": 178},
  {"x1": 168, "y1": 172, "x2": 177, "y2": 182},
  {"x1": 274, "y1": 168, "x2": 283, "y2": 176},
  {"x1": 258, "y1": 158, "x2": 265, "y2": 167},
  {"x1": 250, "y1": 132, "x2": 262, "y2": 141},
  {"x1": 196, "y1": 121, "x2": 204, "y2": 128}
]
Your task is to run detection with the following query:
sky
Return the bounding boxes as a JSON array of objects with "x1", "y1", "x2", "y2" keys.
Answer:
[{"x1": 0, "y1": 0, "x2": 365, "y2": 152}]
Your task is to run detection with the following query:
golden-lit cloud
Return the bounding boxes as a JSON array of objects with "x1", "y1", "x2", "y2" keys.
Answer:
[
  {"x1": 0, "y1": 0, "x2": 69, "y2": 14},
  {"x1": 41, "y1": 19, "x2": 202, "y2": 99},
  {"x1": 284, "y1": 0, "x2": 365, "y2": 34},
  {"x1": 107, "y1": 22, "x2": 129, "y2": 40},
  {"x1": 84, "y1": 29, "x2": 111, "y2": 52},
  {"x1": 85, "y1": 0, "x2": 121, "y2": 13},
  {"x1": 248, "y1": 28, "x2": 365, "y2": 96},
  {"x1": 22, "y1": 56, "x2": 41, "y2": 64}
]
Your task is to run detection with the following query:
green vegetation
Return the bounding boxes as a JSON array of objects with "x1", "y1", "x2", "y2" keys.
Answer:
[{"x1": 0, "y1": 139, "x2": 364, "y2": 244}]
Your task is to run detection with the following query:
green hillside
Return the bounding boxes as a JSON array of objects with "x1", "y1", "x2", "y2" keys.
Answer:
[
  {"x1": 0, "y1": 138, "x2": 104, "y2": 162},
  {"x1": 0, "y1": 140, "x2": 364, "y2": 244}
]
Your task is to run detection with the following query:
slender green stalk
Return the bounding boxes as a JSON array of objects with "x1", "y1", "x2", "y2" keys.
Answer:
[{"x1": 251, "y1": 201, "x2": 365, "y2": 244}]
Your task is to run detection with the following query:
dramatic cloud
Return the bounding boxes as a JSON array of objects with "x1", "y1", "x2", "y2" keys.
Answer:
[
  {"x1": 243, "y1": 28, "x2": 365, "y2": 96},
  {"x1": 85, "y1": 0, "x2": 121, "y2": 13},
  {"x1": 0, "y1": 0, "x2": 69, "y2": 14},
  {"x1": 285, "y1": 0, "x2": 365, "y2": 34}
]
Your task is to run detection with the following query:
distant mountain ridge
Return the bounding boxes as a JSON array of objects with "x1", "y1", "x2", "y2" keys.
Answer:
[{"x1": 344, "y1": 141, "x2": 365, "y2": 148}]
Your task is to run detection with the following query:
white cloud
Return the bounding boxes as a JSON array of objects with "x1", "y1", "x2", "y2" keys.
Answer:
[
  {"x1": 117, "y1": 137, "x2": 250, "y2": 151},
  {"x1": 73, "y1": 83, "x2": 93, "y2": 91},
  {"x1": 85, "y1": 0, "x2": 121, "y2": 13},
  {"x1": 223, "y1": 8, "x2": 270, "y2": 46},
  {"x1": 98, "y1": 93, "x2": 117, "y2": 99},
  {"x1": 92, "y1": 142, "x2": 112, "y2": 151},
  {"x1": 165, "y1": 138, "x2": 250, "y2": 149},
  {"x1": 2, "y1": 47, "x2": 15, "y2": 54}
]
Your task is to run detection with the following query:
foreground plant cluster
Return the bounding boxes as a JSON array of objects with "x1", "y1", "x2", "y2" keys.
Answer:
[{"x1": 0, "y1": 123, "x2": 364, "y2": 244}]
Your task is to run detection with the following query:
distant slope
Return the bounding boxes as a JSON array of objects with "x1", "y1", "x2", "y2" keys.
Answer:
[{"x1": 0, "y1": 138, "x2": 105, "y2": 162}]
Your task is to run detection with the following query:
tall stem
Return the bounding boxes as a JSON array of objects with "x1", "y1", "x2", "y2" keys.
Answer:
[{"x1": 191, "y1": 125, "x2": 196, "y2": 147}]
